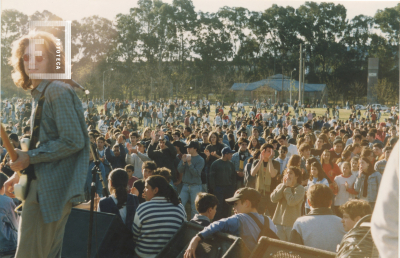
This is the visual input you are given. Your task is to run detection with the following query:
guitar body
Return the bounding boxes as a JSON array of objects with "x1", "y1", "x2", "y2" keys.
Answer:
[
  {"x1": 14, "y1": 137, "x2": 33, "y2": 201},
  {"x1": 14, "y1": 174, "x2": 28, "y2": 201}
]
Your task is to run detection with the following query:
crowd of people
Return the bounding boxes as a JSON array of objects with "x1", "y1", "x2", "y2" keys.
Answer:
[{"x1": 1, "y1": 96, "x2": 399, "y2": 258}]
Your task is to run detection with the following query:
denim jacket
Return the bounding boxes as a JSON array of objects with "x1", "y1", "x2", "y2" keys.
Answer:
[
  {"x1": 0, "y1": 195, "x2": 19, "y2": 254},
  {"x1": 354, "y1": 171, "x2": 382, "y2": 202},
  {"x1": 231, "y1": 149, "x2": 252, "y2": 172}
]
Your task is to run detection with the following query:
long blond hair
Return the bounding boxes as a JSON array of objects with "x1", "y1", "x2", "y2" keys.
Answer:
[{"x1": 9, "y1": 30, "x2": 66, "y2": 89}]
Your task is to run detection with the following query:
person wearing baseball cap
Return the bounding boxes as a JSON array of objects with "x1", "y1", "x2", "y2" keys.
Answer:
[
  {"x1": 184, "y1": 187, "x2": 278, "y2": 258},
  {"x1": 177, "y1": 141, "x2": 205, "y2": 219},
  {"x1": 209, "y1": 147, "x2": 237, "y2": 221}
]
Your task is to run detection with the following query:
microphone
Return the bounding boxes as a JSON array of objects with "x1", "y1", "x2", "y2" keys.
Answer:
[{"x1": 67, "y1": 79, "x2": 90, "y2": 95}]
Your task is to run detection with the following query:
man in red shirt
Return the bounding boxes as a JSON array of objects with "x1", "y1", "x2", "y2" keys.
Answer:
[
  {"x1": 371, "y1": 111, "x2": 377, "y2": 123},
  {"x1": 376, "y1": 122, "x2": 386, "y2": 143}
]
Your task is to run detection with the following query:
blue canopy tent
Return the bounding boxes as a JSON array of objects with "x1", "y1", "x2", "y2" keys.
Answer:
[{"x1": 230, "y1": 74, "x2": 327, "y2": 104}]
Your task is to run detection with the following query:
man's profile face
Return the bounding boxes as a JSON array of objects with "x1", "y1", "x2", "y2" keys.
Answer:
[
  {"x1": 341, "y1": 212, "x2": 360, "y2": 232},
  {"x1": 23, "y1": 44, "x2": 50, "y2": 76}
]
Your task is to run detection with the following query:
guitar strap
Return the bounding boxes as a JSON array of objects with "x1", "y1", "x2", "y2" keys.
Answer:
[{"x1": 24, "y1": 80, "x2": 52, "y2": 199}]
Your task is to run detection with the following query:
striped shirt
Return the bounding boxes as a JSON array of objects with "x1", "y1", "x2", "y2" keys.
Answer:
[{"x1": 132, "y1": 197, "x2": 186, "y2": 258}]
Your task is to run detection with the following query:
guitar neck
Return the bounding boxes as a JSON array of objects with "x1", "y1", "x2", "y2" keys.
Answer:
[{"x1": 0, "y1": 124, "x2": 18, "y2": 162}]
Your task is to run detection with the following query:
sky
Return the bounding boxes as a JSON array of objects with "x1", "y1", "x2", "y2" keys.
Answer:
[{"x1": 1, "y1": 0, "x2": 399, "y2": 22}]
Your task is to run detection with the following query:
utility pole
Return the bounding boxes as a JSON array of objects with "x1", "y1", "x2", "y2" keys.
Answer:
[
  {"x1": 150, "y1": 77, "x2": 153, "y2": 101},
  {"x1": 303, "y1": 57, "x2": 306, "y2": 105},
  {"x1": 281, "y1": 65, "x2": 284, "y2": 102},
  {"x1": 299, "y1": 43, "x2": 302, "y2": 105},
  {"x1": 290, "y1": 68, "x2": 296, "y2": 106}
]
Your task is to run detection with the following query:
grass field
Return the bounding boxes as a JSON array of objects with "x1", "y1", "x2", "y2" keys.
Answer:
[{"x1": 99, "y1": 104, "x2": 393, "y2": 131}]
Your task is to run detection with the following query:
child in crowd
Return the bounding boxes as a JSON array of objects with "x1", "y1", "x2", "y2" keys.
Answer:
[
  {"x1": 305, "y1": 162, "x2": 329, "y2": 214},
  {"x1": 350, "y1": 156, "x2": 359, "y2": 177},
  {"x1": 0, "y1": 173, "x2": 19, "y2": 256},
  {"x1": 340, "y1": 199, "x2": 372, "y2": 232},
  {"x1": 131, "y1": 161, "x2": 157, "y2": 202},
  {"x1": 184, "y1": 188, "x2": 278, "y2": 257},
  {"x1": 190, "y1": 193, "x2": 219, "y2": 226},
  {"x1": 333, "y1": 162, "x2": 357, "y2": 217},
  {"x1": 125, "y1": 164, "x2": 139, "y2": 191}
]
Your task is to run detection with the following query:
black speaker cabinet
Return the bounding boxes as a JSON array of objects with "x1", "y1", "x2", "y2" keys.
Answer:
[
  {"x1": 156, "y1": 222, "x2": 250, "y2": 258},
  {"x1": 249, "y1": 237, "x2": 336, "y2": 258},
  {"x1": 62, "y1": 208, "x2": 135, "y2": 258}
]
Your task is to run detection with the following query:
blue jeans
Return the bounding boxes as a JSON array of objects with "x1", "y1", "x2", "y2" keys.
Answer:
[
  {"x1": 214, "y1": 185, "x2": 235, "y2": 221},
  {"x1": 179, "y1": 184, "x2": 203, "y2": 219}
]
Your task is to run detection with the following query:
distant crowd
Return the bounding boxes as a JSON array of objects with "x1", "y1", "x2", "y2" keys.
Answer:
[{"x1": 1, "y1": 96, "x2": 399, "y2": 257}]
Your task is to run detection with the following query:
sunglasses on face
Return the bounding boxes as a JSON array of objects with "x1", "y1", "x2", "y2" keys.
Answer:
[{"x1": 22, "y1": 54, "x2": 45, "y2": 62}]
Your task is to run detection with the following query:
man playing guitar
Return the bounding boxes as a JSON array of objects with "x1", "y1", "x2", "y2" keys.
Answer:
[{"x1": 4, "y1": 31, "x2": 89, "y2": 257}]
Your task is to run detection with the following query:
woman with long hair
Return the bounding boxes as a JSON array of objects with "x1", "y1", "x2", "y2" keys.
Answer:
[
  {"x1": 304, "y1": 161, "x2": 329, "y2": 214},
  {"x1": 140, "y1": 127, "x2": 152, "y2": 150},
  {"x1": 204, "y1": 131, "x2": 225, "y2": 166},
  {"x1": 335, "y1": 149, "x2": 352, "y2": 168},
  {"x1": 263, "y1": 128, "x2": 271, "y2": 139},
  {"x1": 320, "y1": 150, "x2": 341, "y2": 192},
  {"x1": 133, "y1": 175, "x2": 186, "y2": 257},
  {"x1": 287, "y1": 154, "x2": 302, "y2": 169},
  {"x1": 354, "y1": 157, "x2": 382, "y2": 210},
  {"x1": 360, "y1": 148, "x2": 375, "y2": 165},
  {"x1": 98, "y1": 169, "x2": 140, "y2": 231},
  {"x1": 248, "y1": 136, "x2": 261, "y2": 153},
  {"x1": 304, "y1": 133, "x2": 315, "y2": 148}
]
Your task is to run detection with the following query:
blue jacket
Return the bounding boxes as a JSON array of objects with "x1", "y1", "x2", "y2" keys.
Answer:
[
  {"x1": 231, "y1": 149, "x2": 252, "y2": 172},
  {"x1": 0, "y1": 195, "x2": 18, "y2": 254},
  {"x1": 354, "y1": 171, "x2": 382, "y2": 202}
]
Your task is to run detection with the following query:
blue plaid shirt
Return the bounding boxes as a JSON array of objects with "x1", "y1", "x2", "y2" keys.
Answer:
[{"x1": 28, "y1": 80, "x2": 90, "y2": 223}]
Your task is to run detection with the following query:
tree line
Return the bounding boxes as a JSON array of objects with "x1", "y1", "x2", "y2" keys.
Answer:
[{"x1": 1, "y1": 0, "x2": 399, "y2": 104}]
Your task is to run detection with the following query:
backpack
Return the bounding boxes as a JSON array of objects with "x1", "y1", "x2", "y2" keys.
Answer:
[
  {"x1": 336, "y1": 214, "x2": 379, "y2": 258},
  {"x1": 247, "y1": 213, "x2": 279, "y2": 241}
]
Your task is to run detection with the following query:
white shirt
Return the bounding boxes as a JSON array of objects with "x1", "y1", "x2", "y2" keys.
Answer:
[
  {"x1": 371, "y1": 142, "x2": 398, "y2": 258},
  {"x1": 286, "y1": 144, "x2": 298, "y2": 158},
  {"x1": 275, "y1": 156, "x2": 289, "y2": 175},
  {"x1": 334, "y1": 175, "x2": 357, "y2": 206},
  {"x1": 272, "y1": 128, "x2": 280, "y2": 136},
  {"x1": 214, "y1": 116, "x2": 222, "y2": 126}
]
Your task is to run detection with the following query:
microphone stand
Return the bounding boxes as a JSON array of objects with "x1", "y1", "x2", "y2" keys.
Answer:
[
  {"x1": 68, "y1": 80, "x2": 110, "y2": 258},
  {"x1": 87, "y1": 142, "x2": 109, "y2": 258}
]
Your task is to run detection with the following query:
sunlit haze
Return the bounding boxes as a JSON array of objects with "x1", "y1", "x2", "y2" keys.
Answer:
[{"x1": 1, "y1": 0, "x2": 399, "y2": 22}]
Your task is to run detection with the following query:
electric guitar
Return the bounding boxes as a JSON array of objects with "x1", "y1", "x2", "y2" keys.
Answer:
[{"x1": 0, "y1": 124, "x2": 32, "y2": 201}]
